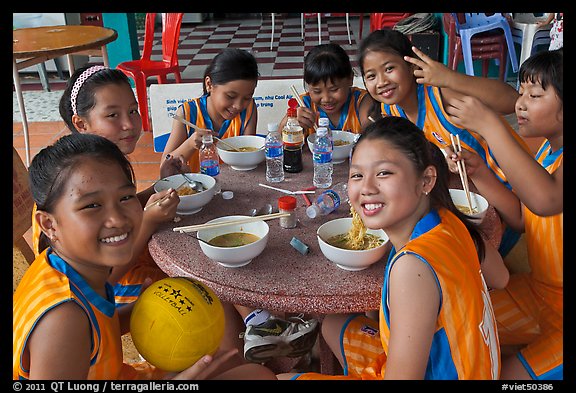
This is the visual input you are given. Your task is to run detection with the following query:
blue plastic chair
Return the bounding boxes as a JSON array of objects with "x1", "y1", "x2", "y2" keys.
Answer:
[{"x1": 452, "y1": 13, "x2": 519, "y2": 78}]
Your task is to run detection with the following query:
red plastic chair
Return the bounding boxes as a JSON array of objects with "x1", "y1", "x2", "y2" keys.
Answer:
[
  {"x1": 443, "y1": 13, "x2": 512, "y2": 81},
  {"x1": 369, "y1": 13, "x2": 413, "y2": 31},
  {"x1": 117, "y1": 13, "x2": 184, "y2": 132}
]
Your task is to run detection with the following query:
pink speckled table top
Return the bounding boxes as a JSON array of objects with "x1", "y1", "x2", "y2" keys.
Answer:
[{"x1": 149, "y1": 150, "x2": 501, "y2": 315}]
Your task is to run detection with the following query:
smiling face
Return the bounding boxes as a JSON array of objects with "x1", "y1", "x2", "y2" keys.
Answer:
[
  {"x1": 74, "y1": 83, "x2": 143, "y2": 155},
  {"x1": 44, "y1": 157, "x2": 143, "y2": 275},
  {"x1": 307, "y1": 76, "x2": 353, "y2": 116},
  {"x1": 205, "y1": 77, "x2": 257, "y2": 124},
  {"x1": 361, "y1": 49, "x2": 417, "y2": 107},
  {"x1": 347, "y1": 136, "x2": 434, "y2": 247}
]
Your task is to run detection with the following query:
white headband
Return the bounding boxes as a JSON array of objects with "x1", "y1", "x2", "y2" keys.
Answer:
[{"x1": 70, "y1": 65, "x2": 106, "y2": 115}]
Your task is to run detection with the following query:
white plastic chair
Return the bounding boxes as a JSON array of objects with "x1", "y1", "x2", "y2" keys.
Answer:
[
  {"x1": 510, "y1": 13, "x2": 552, "y2": 67},
  {"x1": 452, "y1": 13, "x2": 519, "y2": 77},
  {"x1": 301, "y1": 13, "x2": 352, "y2": 45}
]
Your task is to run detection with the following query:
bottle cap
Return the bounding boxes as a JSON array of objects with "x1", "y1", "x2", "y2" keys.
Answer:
[
  {"x1": 202, "y1": 134, "x2": 213, "y2": 143},
  {"x1": 267, "y1": 122, "x2": 278, "y2": 132},
  {"x1": 278, "y1": 195, "x2": 297, "y2": 210},
  {"x1": 305, "y1": 204, "x2": 320, "y2": 218},
  {"x1": 318, "y1": 117, "x2": 329, "y2": 127},
  {"x1": 221, "y1": 191, "x2": 234, "y2": 200},
  {"x1": 288, "y1": 97, "x2": 299, "y2": 109}
]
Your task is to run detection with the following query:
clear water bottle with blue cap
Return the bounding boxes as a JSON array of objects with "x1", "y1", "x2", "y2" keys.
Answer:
[
  {"x1": 265, "y1": 122, "x2": 284, "y2": 183},
  {"x1": 312, "y1": 126, "x2": 333, "y2": 189},
  {"x1": 199, "y1": 133, "x2": 221, "y2": 193},
  {"x1": 306, "y1": 182, "x2": 348, "y2": 218}
]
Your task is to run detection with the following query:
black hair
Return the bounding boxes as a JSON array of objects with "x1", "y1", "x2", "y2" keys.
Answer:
[
  {"x1": 203, "y1": 48, "x2": 259, "y2": 95},
  {"x1": 29, "y1": 133, "x2": 136, "y2": 253},
  {"x1": 518, "y1": 48, "x2": 563, "y2": 105},
  {"x1": 59, "y1": 65, "x2": 133, "y2": 132},
  {"x1": 303, "y1": 43, "x2": 354, "y2": 87},
  {"x1": 351, "y1": 116, "x2": 485, "y2": 261},
  {"x1": 357, "y1": 30, "x2": 418, "y2": 121}
]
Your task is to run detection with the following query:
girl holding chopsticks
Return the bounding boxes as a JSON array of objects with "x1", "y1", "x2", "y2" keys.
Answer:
[
  {"x1": 278, "y1": 43, "x2": 376, "y2": 135},
  {"x1": 162, "y1": 48, "x2": 259, "y2": 173},
  {"x1": 443, "y1": 49, "x2": 563, "y2": 381},
  {"x1": 282, "y1": 116, "x2": 506, "y2": 380}
]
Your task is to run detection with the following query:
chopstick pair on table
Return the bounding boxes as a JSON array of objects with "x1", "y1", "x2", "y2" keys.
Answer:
[
  {"x1": 173, "y1": 212, "x2": 291, "y2": 233},
  {"x1": 449, "y1": 134, "x2": 474, "y2": 213}
]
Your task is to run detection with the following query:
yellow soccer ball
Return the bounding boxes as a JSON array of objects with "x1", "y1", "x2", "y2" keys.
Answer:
[{"x1": 130, "y1": 277, "x2": 225, "y2": 372}]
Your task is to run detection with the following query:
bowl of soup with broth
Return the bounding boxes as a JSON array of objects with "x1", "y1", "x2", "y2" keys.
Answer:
[
  {"x1": 197, "y1": 215, "x2": 269, "y2": 268},
  {"x1": 317, "y1": 217, "x2": 389, "y2": 271},
  {"x1": 216, "y1": 135, "x2": 265, "y2": 171}
]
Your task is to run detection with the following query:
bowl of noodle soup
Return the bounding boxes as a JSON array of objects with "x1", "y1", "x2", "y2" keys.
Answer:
[
  {"x1": 154, "y1": 173, "x2": 216, "y2": 215},
  {"x1": 449, "y1": 189, "x2": 489, "y2": 224},
  {"x1": 317, "y1": 212, "x2": 389, "y2": 271}
]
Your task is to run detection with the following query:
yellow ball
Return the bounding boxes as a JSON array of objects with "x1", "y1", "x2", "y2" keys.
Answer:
[{"x1": 130, "y1": 277, "x2": 225, "y2": 372}]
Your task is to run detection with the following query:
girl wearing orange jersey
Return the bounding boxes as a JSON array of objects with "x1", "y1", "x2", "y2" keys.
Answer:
[
  {"x1": 162, "y1": 48, "x2": 259, "y2": 173},
  {"x1": 280, "y1": 116, "x2": 505, "y2": 380},
  {"x1": 358, "y1": 29, "x2": 532, "y2": 257},
  {"x1": 444, "y1": 49, "x2": 563, "y2": 380},
  {"x1": 14, "y1": 133, "x2": 276, "y2": 380},
  {"x1": 278, "y1": 43, "x2": 375, "y2": 135}
]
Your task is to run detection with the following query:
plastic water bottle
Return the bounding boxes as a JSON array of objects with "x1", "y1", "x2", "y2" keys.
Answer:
[
  {"x1": 265, "y1": 122, "x2": 284, "y2": 183},
  {"x1": 306, "y1": 182, "x2": 348, "y2": 219},
  {"x1": 318, "y1": 116, "x2": 333, "y2": 147},
  {"x1": 312, "y1": 127, "x2": 333, "y2": 188},
  {"x1": 199, "y1": 134, "x2": 220, "y2": 192}
]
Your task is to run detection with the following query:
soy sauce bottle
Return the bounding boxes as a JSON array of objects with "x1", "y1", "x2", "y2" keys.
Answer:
[{"x1": 282, "y1": 98, "x2": 304, "y2": 173}]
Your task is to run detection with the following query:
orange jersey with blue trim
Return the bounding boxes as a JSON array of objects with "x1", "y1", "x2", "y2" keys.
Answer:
[
  {"x1": 381, "y1": 84, "x2": 531, "y2": 190},
  {"x1": 14, "y1": 249, "x2": 124, "y2": 379},
  {"x1": 30, "y1": 205, "x2": 166, "y2": 307},
  {"x1": 301, "y1": 87, "x2": 369, "y2": 135},
  {"x1": 180, "y1": 95, "x2": 255, "y2": 172},
  {"x1": 297, "y1": 208, "x2": 500, "y2": 380}
]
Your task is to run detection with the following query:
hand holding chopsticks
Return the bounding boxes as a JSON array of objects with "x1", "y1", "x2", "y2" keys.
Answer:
[
  {"x1": 144, "y1": 181, "x2": 186, "y2": 211},
  {"x1": 173, "y1": 212, "x2": 290, "y2": 233},
  {"x1": 449, "y1": 134, "x2": 474, "y2": 213},
  {"x1": 290, "y1": 85, "x2": 318, "y2": 131},
  {"x1": 171, "y1": 113, "x2": 241, "y2": 152}
]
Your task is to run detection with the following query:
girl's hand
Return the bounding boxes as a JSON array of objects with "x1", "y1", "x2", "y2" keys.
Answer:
[
  {"x1": 191, "y1": 128, "x2": 214, "y2": 150},
  {"x1": 160, "y1": 154, "x2": 190, "y2": 178},
  {"x1": 168, "y1": 348, "x2": 239, "y2": 380},
  {"x1": 296, "y1": 106, "x2": 317, "y2": 131},
  {"x1": 144, "y1": 189, "x2": 179, "y2": 224},
  {"x1": 404, "y1": 46, "x2": 453, "y2": 87},
  {"x1": 447, "y1": 145, "x2": 486, "y2": 179},
  {"x1": 444, "y1": 95, "x2": 501, "y2": 136}
]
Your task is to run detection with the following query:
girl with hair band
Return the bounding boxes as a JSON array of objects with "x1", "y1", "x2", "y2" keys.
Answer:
[
  {"x1": 358, "y1": 29, "x2": 533, "y2": 258},
  {"x1": 161, "y1": 48, "x2": 259, "y2": 172},
  {"x1": 278, "y1": 42, "x2": 375, "y2": 135},
  {"x1": 14, "y1": 133, "x2": 277, "y2": 381},
  {"x1": 279, "y1": 116, "x2": 506, "y2": 380}
]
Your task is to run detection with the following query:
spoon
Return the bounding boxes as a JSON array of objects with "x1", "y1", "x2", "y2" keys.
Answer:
[{"x1": 181, "y1": 173, "x2": 204, "y2": 192}]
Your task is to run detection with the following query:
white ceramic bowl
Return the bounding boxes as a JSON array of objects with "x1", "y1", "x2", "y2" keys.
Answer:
[
  {"x1": 449, "y1": 189, "x2": 489, "y2": 224},
  {"x1": 307, "y1": 130, "x2": 357, "y2": 164},
  {"x1": 317, "y1": 217, "x2": 389, "y2": 271},
  {"x1": 154, "y1": 173, "x2": 216, "y2": 215},
  {"x1": 197, "y1": 215, "x2": 269, "y2": 268},
  {"x1": 216, "y1": 135, "x2": 266, "y2": 171}
]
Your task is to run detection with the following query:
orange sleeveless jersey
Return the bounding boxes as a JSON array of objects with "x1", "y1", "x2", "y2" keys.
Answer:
[
  {"x1": 13, "y1": 249, "x2": 164, "y2": 380},
  {"x1": 30, "y1": 205, "x2": 166, "y2": 306},
  {"x1": 180, "y1": 95, "x2": 255, "y2": 172},
  {"x1": 490, "y1": 140, "x2": 563, "y2": 380},
  {"x1": 297, "y1": 208, "x2": 500, "y2": 380},
  {"x1": 381, "y1": 84, "x2": 530, "y2": 190}
]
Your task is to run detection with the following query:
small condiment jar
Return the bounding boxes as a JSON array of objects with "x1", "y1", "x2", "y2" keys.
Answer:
[{"x1": 278, "y1": 195, "x2": 297, "y2": 229}]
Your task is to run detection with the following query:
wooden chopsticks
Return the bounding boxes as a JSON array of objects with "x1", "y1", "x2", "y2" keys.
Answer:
[
  {"x1": 290, "y1": 85, "x2": 318, "y2": 130},
  {"x1": 172, "y1": 212, "x2": 291, "y2": 233},
  {"x1": 449, "y1": 134, "x2": 474, "y2": 213}
]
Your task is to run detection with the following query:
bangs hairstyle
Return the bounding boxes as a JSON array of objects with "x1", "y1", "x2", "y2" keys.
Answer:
[
  {"x1": 304, "y1": 43, "x2": 354, "y2": 86},
  {"x1": 518, "y1": 48, "x2": 563, "y2": 104},
  {"x1": 203, "y1": 48, "x2": 259, "y2": 94}
]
